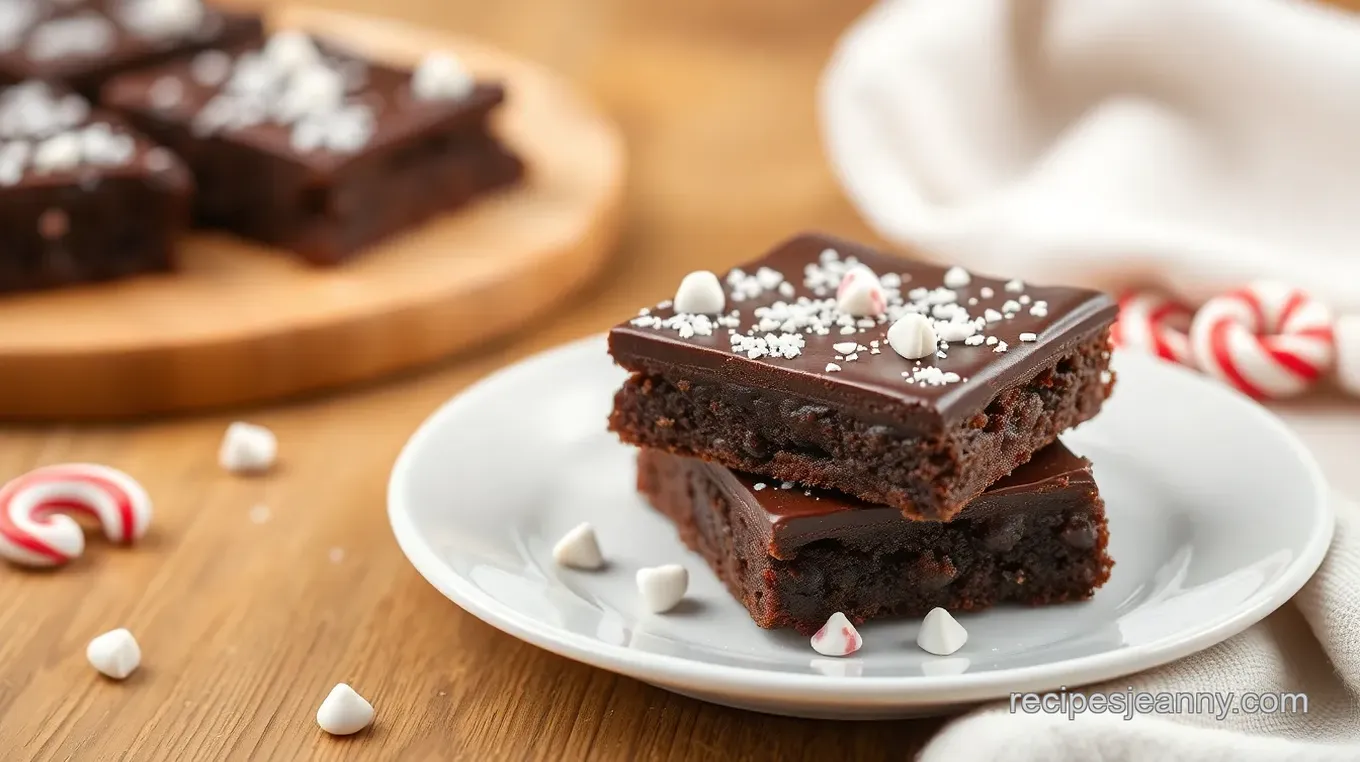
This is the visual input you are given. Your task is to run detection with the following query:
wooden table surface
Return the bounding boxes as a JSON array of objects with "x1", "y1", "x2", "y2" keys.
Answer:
[{"x1": 4, "y1": 1, "x2": 1358, "y2": 760}]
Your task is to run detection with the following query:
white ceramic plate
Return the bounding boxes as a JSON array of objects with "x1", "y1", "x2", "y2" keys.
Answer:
[{"x1": 388, "y1": 335, "x2": 1333, "y2": 719}]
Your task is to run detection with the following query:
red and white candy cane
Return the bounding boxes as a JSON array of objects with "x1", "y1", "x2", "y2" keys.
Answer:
[
  {"x1": 1189, "y1": 282, "x2": 1335, "y2": 400},
  {"x1": 0, "y1": 464, "x2": 153, "y2": 567},
  {"x1": 1111, "y1": 290, "x2": 1194, "y2": 366}
]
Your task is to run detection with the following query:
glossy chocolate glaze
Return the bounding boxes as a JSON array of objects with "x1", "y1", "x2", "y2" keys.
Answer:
[
  {"x1": 100, "y1": 38, "x2": 506, "y2": 173},
  {"x1": 700, "y1": 441, "x2": 1096, "y2": 553},
  {"x1": 609, "y1": 232, "x2": 1116, "y2": 431}
]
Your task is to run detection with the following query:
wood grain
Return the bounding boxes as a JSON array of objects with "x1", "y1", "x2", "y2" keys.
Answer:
[
  {"x1": 0, "y1": 6, "x2": 624, "y2": 421},
  {"x1": 11, "y1": 0, "x2": 1352, "y2": 760}
]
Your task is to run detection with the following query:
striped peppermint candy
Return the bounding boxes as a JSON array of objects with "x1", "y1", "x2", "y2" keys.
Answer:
[
  {"x1": 1110, "y1": 290, "x2": 1194, "y2": 366},
  {"x1": 0, "y1": 464, "x2": 153, "y2": 567},
  {"x1": 1189, "y1": 282, "x2": 1335, "y2": 400}
]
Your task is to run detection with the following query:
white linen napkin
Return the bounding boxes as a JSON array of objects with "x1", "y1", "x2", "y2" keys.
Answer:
[{"x1": 820, "y1": 0, "x2": 1360, "y2": 313}]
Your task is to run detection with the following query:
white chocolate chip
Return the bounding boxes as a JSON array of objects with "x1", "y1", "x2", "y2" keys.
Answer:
[
  {"x1": 218, "y1": 422, "x2": 278, "y2": 474},
  {"x1": 552, "y1": 522, "x2": 603, "y2": 570},
  {"x1": 887, "y1": 313, "x2": 937, "y2": 360},
  {"x1": 917, "y1": 608, "x2": 968, "y2": 655},
  {"x1": 942, "y1": 266, "x2": 971, "y2": 289},
  {"x1": 411, "y1": 52, "x2": 475, "y2": 101},
  {"x1": 636, "y1": 565, "x2": 688, "y2": 613},
  {"x1": 87, "y1": 628, "x2": 141, "y2": 679},
  {"x1": 316, "y1": 684, "x2": 374, "y2": 736},
  {"x1": 673, "y1": 270, "x2": 725, "y2": 314},
  {"x1": 810, "y1": 612, "x2": 862, "y2": 657}
]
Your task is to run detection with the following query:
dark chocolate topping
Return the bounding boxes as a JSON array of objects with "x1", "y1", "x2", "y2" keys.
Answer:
[
  {"x1": 609, "y1": 232, "x2": 1116, "y2": 430},
  {"x1": 703, "y1": 440, "x2": 1096, "y2": 551}
]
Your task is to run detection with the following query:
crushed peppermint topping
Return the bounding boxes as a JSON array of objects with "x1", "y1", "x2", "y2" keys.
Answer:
[
  {"x1": 26, "y1": 12, "x2": 114, "y2": 62},
  {"x1": 1005, "y1": 279, "x2": 1025, "y2": 293},
  {"x1": 1019, "y1": 332, "x2": 1038, "y2": 342},
  {"x1": 832, "y1": 342, "x2": 858, "y2": 354},
  {"x1": 994, "y1": 341, "x2": 1009, "y2": 352},
  {"x1": 1002, "y1": 300, "x2": 1022, "y2": 314},
  {"x1": 964, "y1": 335, "x2": 985, "y2": 346},
  {"x1": 980, "y1": 287, "x2": 994, "y2": 298},
  {"x1": 825, "y1": 363, "x2": 841, "y2": 372}
]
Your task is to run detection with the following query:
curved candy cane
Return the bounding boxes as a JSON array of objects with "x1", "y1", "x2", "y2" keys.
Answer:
[
  {"x1": 1111, "y1": 290, "x2": 1194, "y2": 367},
  {"x1": 1189, "y1": 282, "x2": 1335, "y2": 400},
  {"x1": 0, "y1": 464, "x2": 153, "y2": 567}
]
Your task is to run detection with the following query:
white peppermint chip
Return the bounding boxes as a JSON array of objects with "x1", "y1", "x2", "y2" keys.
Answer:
[
  {"x1": 276, "y1": 64, "x2": 346, "y2": 122},
  {"x1": 983, "y1": 309, "x2": 1003, "y2": 323},
  {"x1": 316, "y1": 684, "x2": 374, "y2": 736},
  {"x1": 979, "y1": 287, "x2": 994, "y2": 299},
  {"x1": 264, "y1": 30, "x2": 321, "y2": 72},
  {"x1": 917, "y1": 608, "x2": 968, "y2": 655},
  {"x1": 1019, "y1": 332, "x2": 1038, "y2": 342},
  {"x1": 673, "y1": 270, "x2": 725, "y2": 315},
  {"x1": 27, "y1": 13, "x2": 114, "y2": 61},
  {"x1": 887, "y1": 313, "x2": 937, "y2": 360},
  {"x1": 411, "y1": 52, "x2": 475, "y2": 101},
  {"x1": 636, "y1": 565, "x2": 688, "y2": 613},
  {"x1": 985, "y1": 336, "x2": 999, "y2": 346},
  {"x1": 1004, "y1": 279, "x2": 1025, "y2": 293},
  {"x1": 832, "y1": 342, "x2": 858, "y2": 354},
  {"x1": 835, "y1": 266, "x2": 885, "y2": 317},
  {"x1": 963, "y1": 335, "x2": 985, "y2": 346},
  {"x1": 935, "y1": 320, "x2": 977, "y2": 343},
  {"x1": 87, "y1": 628, "x2": 141, "y2": 679},
  {"x1": 810, "y1": 612, "x2": 862, "y2": 657},
  {"x1": 994, "y1": 341, "x2": 1009, "y2": 353},
  {"x1": 1335, "y1": 315, "x2": 1360, "y2": 397},
  {"x1": 219, "y1": 421, "x2": 277, "y2": 474},
  {"x1": 552, "y1": 522, "x2": 603, "y2": 570},
  {"x1": 943, "y1": 266, "x2": 971, "y2": 289},
  {"x1": 1002, "y1": 300, "x2": 1022, "y2": 314},
  {"x1": 825, "y1": 363, "x2": 841, "y2": 372}
]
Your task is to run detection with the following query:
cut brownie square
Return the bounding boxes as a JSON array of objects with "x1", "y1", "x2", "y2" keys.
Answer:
[
  {"x1": 0, "y1": 81, "x2": 192, "y2": 294},
  {"x1": 101, "y1": 31, "x2": 524, "y2": 264},
  {"x1": 0, "y1": 0, "x2": 263, "y2": 98},
  {"x1": 637, "y1": 445, "x2": 1114, "y2": 636},
  {"x1": 609, "y1": 232, "x2": 1117, "y2": 520}
]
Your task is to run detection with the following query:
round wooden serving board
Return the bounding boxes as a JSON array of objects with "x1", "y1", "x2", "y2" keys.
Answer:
[{"x1": 0, "y1": 6, "x2": 625, "y2": 420}]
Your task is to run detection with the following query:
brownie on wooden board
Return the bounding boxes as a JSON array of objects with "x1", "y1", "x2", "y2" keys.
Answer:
[
  {"x1": 0, "y1": 81, "x2": 192, "y2": 294},
  {"x1": 609, "y1": 232, "x2": 1117, "y2": 520},
  {"x1": 102, "y1": 32, "x2": 523, "y2": 265},
  {"x1": 637, "y1": 445, "x2": 1114, "y2": 636}
]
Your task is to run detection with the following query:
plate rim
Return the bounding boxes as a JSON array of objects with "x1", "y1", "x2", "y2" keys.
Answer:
[{"x1": 388, "y1": 333, "x2": 1334, "y2": 706}]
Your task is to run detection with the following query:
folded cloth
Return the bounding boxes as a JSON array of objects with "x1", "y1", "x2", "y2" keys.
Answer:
[
  {"x1": 921, "y1": 490, "x2": 1360, "y2": 761},
  {"x1": 820, "y1": 0, "x2": 1360, "y2": 312}
]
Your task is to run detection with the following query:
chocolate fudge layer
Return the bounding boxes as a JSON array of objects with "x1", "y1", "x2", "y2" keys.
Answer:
[
  {"x1": 0, "y1": 82, "x2": 192, "y2": 293},
  {"x1": 610, "y1": 233, "x2": 1116, "y2": 520},
  {"x1": 638, "y1": 446, "x2": 1114, "y2": 635},
  {"x1": 0, "y1": 0, "x2": 262, "y2": 98},
  {"x1": 102, "y1": 32, "x2": 524, "y2": 264}
]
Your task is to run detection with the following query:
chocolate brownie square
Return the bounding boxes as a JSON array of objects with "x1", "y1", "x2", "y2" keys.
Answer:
[
  {"x1": 638, "y1": 445, "x2": 1114, "y2": 635},
  {"x1": 0, "y1": 81, "x2": 191, "y2": 293},
  {"x1": 0, "y1": 0, "x2": 262, "y2": 98},
  {"x1": 101, "y1": 31, "x2": 524, "y2": 264},
  {"x1": 609, "y1": 233, "x2": 1117, "y2": 520}
]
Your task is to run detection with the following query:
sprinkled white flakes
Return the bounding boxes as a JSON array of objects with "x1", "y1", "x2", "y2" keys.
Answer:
[
  {"x1": 79, "y1": 123, "x2": 135, "y2": 166},
  {"x1": 32, "y1": 131, "x2": 81, "y2": 173},
  {"x1": 925, "y1": 287, "x2": 958, "y2": 305},
  {"x1": 777, "y1": 281, "x2": 795, "y2": 298},
  {"x1": 754, "y1": 483, "x2": 767, "y2": 491},
  {"x1": 780, "y1": 482, "x2": 794, "y2": 489},
  {"x1": 263, "y1": 30, "x2": 320, "y2": 72},
  {"x1": 943, "y1": 266, "x2": 971, "y2": 288},
  {"x1": 936, "y1": 350, "x2": 947, "y2": 359},
  {"x1": 908, "y1": 366, "x2": 963, "y2": 386},
  {"x1": 1019, "y1": 295, "x2": 1032, "y2": 305},
  {"x1": 1002, "y1": 300, "x2": 1022, "y2": 314},
  {"x1": 122, "y1": 0, "x2": 204, "y2": 39},
  {"x1": 825, "y1": 363, "x2": 841, "y2": 372},
  {"x1": 984, "y1": 309, "x2": 1002, "y2": 323},
  {"x1": 964, "y1": 335, "x2": 985, "y2": 346},
  {"x1": 967, "y1": 297, "x2": 978, "y2": 306},
  {"x1": 838, "y1": 325, "x2": 856, "y2": 335},
  {"x1": 832, "y1": 341, "x2": 858, "y2": 354},
  {"x1": 869, "y1": 340, "x2": 879, "y2": 347},
  {"x1": 935, "y1": 320, "x2": 977, "y2": 343},
  {"x1": 27, "y1": 13, "x2": 114, "y2": 61},
  {"x1": 979, "y1": 287, "x2": 994, "y2": 299},
  {"x1": 730, "y1": 330, "x2": 805, "y2": 359},
  {"x1": 994, "y1": 341, "x2": 1009, "y2": 353},
  {"x1": 412, "y1": 51, "x2": 474, "y2": 101},
  {"x1": 870, "y1": 348, "x2": 881, "y2": 354},
  {"x1": 1029, "y1": 305, "x2": 1049, "y2": 317},
  {"x1": 290, "y1": 104, "x2": 375, "y2": 154},
  {"x1": 880, "y1": 272, "x2": 902, "y2": 289},
  {"x1": 191, "y1": 49, "x2": 233, "y2": 86},
  {"x1": 844, "y1": 353, "x2": 859, "y2": 361},
  {"x1": 985, "y1": 336, "x2": 999, "y2": 345},
  {"x1": 1019, "y1": 332, "x2": 1038, "y2": 342},
  {"x1": 1005, "y1": 279, "x2": 1025, "y2": 293},
  {"x1": 931, "y1": 302, "x2": 961, "y2": 320}
]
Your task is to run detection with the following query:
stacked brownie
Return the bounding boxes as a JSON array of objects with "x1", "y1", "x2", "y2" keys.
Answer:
[
  {"x1": 608, "y1": 233, "x2": 1118, "y2": 634},
  {"x1": 0, "y1": 2, "x2": 522, "y2": 293}
]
